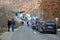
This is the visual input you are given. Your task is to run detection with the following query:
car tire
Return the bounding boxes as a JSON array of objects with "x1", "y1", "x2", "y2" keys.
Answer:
[
  {"x1": 52, "y1": 31, "x2": 57, "y2": 34},
  {"x1": 54, "y1": 31, "x2": 57, "y2": 34},
  {"x1": 54, "y1": 30, "x2": 57, "y2": 34}
]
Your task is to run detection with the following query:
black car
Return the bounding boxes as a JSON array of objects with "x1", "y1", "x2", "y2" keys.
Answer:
[
  {"x1": 31, "y1": 22, "x2": 36, "y2": 29},
  {"x1": 31, "y1": 21, "x2": 40, "y2": 30},
  {"x1": 38, "y1": 21, "x2": 57, "y2": 34}
]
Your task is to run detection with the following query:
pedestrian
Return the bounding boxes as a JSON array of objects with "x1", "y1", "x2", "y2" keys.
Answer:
[
  {"x1": 11, "y1": 18, "x2": 15, "y2": 32},
  {"x1": 21, "y1": 21, "x2": 24, "y2": 25},
  {"x1": 27, "y1": 21, "x2": 30, "y2": 28},
  {"x1": 7, "y1": 17, "x2": 11, "y2": 32}
]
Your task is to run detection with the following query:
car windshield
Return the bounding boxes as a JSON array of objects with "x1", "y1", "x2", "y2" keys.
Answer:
[{"x1": 45, "y1": 22, "x2": 56, "y2": 25}]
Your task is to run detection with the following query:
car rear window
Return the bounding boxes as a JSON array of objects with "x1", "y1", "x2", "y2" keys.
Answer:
[{"x1": 45, "y1": 22, "x2": 56, "y2": 25}]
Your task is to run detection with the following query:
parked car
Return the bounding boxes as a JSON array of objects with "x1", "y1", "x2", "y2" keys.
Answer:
[
  {"x1": 31, "y1": 21, "x2": 40, "y2": 30},
  {"x1": 35, "y1": 21, "x2": 40, "y2": 30},
  {"x1": 31, "y1": 22, "x2": 36, "y2": 29},
  {"x1": 38, "y1": 21, "x2": 57, "y2": 34}
]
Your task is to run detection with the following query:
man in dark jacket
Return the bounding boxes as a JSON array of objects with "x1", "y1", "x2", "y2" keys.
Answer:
[{"x1": 8, "y1": 18, "x2": 11, "y2": 32}]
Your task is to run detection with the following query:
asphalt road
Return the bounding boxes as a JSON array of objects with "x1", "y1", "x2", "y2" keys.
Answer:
[{"x1": 7, "y1": 23, "x2": 60, "y2": 40}]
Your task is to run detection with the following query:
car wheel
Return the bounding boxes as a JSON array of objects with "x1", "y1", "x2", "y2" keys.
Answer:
[
  {"x1": 54, "y1": 30, "x2": 57, "y2": 34},
  {"x1": 54, "y1": 31, "x2": 57, "y2": 34},
  {"x1": 52, "y1": 31, "x2": 57, "y2": 34}
]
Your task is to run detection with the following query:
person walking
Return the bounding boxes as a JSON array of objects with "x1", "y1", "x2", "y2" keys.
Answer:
[
  {"x1": 27, "y1": 21, "x2": 31, "y2": 31},
  {"x1": 7, "y1": 17, "x2": 11, "y2": 32},
  {"x1": 21, "y1": 21, "x2": 24, "y2": 26},
  {"x1": 11, "y1": 19, "x2": 15, "y2": 32},
  {"x1": 27, "y1": 21, "x2": 30, "y2": 28}
]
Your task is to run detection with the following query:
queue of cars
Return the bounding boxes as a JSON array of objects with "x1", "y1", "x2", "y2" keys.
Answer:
[{"x1": 31, "y1": 21, "x2": 57, "y2": 34}]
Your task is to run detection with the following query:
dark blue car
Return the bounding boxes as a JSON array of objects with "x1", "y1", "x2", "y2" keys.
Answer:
[{"x1": 38, "y1": 21, "x2": 57, "y2": 34}]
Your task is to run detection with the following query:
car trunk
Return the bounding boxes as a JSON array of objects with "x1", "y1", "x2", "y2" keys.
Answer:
[{"x1": 45, "y1": 23, "x2": 56, "y2": 30}]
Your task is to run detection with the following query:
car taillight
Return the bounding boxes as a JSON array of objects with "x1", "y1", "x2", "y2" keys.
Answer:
[{"x1": 42, "y1": 24, "x2": 46, "y2": 29}]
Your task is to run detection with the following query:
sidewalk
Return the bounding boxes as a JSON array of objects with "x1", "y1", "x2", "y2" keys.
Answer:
[
  {"x1": 0, "y1": 28, "x2": 19, "y2": 40},
  {"x1": 0, "y1": 32, "x2": 12, "y2": 40}
]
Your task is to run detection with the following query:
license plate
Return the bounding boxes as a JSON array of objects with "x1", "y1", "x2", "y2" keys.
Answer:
[{"x1": 48, "y1": 26, "x2": 53, "y2": 28}]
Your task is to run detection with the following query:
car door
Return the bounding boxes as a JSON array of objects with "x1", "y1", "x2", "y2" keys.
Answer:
[{"x1": 38, "y1": 22, "x2": 43, "y2": 32}]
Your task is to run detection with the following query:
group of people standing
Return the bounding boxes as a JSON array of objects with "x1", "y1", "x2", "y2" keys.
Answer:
[{"x1": 8, "y1": 17, "x2": 15, "y2": 32}]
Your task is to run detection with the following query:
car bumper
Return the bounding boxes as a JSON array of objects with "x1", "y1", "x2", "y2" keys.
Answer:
[{"x1": 43, "y1": 29, "x2": 56, "y2": 32}]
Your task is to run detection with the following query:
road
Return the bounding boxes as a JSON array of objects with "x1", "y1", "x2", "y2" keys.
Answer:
[{"x1": 6, "y1": 22, "x2": 60, "y2": 40}]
